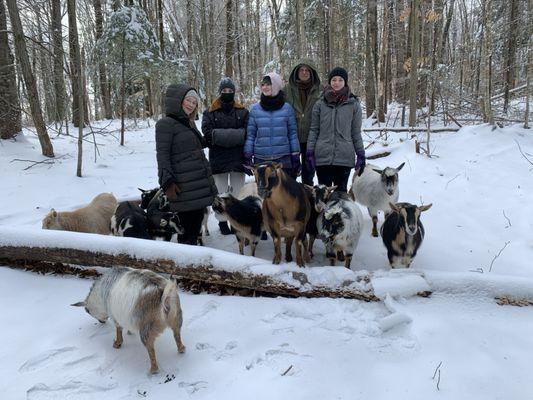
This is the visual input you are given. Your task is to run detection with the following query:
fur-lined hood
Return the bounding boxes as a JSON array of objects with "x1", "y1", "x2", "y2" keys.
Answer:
[{"x1": 208, "y1": 97, "x2": 245, "y2": 113}]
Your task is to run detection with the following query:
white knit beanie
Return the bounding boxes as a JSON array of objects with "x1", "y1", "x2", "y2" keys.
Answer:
[{"x1": 262, "y1": 72, "x2": 283, "y2": 97}]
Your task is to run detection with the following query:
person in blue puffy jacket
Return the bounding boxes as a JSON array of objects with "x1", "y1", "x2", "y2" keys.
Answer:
[{"x1": 244, "y1": 72, "x2": 301, "y2": 178}]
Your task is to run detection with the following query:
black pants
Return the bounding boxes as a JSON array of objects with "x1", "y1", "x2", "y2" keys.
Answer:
[
  {"x1": 177, "y1": 208, "x2": 205, "y2": 245},
  {"x1": 316, "y1": 165, "x2": 352, "y2": 192},
  {"x1": 300, "y1": 142, "x2": 315, "y2": 186}
]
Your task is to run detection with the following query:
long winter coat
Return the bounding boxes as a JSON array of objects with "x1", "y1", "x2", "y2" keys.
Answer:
[
  {"x1": 155, "y1": 84, "x2": 218, "y2": 212},
  {"x1": 244, "y1": 102, "x2": 300, "y2": 161},
  {"x1": 307, "y1": 95, "x2": 364, "y2": 168},
  {"x1": 202, "y1": 98, "x2": 249, "y2": 174},
  {"x1": 283, "y1": 59, "x2": 321, "y2": 144}
]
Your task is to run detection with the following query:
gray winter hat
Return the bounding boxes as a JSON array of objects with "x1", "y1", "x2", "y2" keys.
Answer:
[
  {"x1": 218, "y1": 77, "x2": 235, "y2": 93},
  {"x1": 184, "y1": 89, "x2": 200, "y2": 101}
]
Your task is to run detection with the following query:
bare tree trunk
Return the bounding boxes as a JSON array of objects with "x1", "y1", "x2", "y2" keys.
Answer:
[
  {"x1": 157, "y1": 0, "x2": 164, "y2": 58},
  {"x1": 51, "y1": 0, "x2": 66, "y2": 123},
  {"x1": 409, "y1": 0, "x2": 420, "y2": 127},
  {"x1": 295, "y1": 0, "x2": 304, "y2": 59},
  {"x1": 479, "y1": 0, "x2": 493, "y2": 125},
  {"x1": 120, "y1": 32, "x2": 126, "y2": 146},
  {"x1": 66, "y1": 0, "x2": 84, "y2": 176},
  {"x1": 393, "y1": 0, "x2": 408, "y2": 104},
  {"x1": 503, "y1": 0, "x2": 518, "y2": 113},
  {"x1": 365, "y1": 0, "x2": 377, "y2": 118},
  {"x1": 94, "y1": 0, "x2": 112, "y2": 119},
  {"x1": 378, "y1": 0, "x2": 391, "y2": 122},
  {"x1": 0, "y1": 0, "x2": 21, "y2": 139},
  {"x1": 186, "y1": 0, "x2": 194, "y2": 83},
  {"x1": 524, "y1": 0, "x2": 532, "y2": 129},
  {"x1": 68, "y1": 0, "x2": 87, "y2": 127},
  {"x1": 225, "y1": 0, "x2": 234, "y2": 77},
  {"x1": 6, "y1": 0, "x2": 54, "y2": 156}
]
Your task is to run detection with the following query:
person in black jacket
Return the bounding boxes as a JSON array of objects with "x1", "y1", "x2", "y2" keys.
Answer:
[
  {"x1": 202, "y1": 78, "x2": 249, "y2": 235},
  {"x1": 156, "y1": 83, "x2": 218, "y2": 245}
]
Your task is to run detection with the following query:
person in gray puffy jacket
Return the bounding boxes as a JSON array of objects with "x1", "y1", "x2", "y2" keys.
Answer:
[
  {"x1": 306, "y1": 67, "x2": 365, "y2": 192},
  {"x1": 155, "y1": 83, "x2": 218, "y2": 245}
]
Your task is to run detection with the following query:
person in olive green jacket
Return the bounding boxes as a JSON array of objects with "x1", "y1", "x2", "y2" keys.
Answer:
[{"x1": 284, "y1": 60, "x2": 321, "y2": 185}]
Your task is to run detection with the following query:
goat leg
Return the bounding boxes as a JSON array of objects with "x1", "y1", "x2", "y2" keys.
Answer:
[
  {"x1": 344, "y1": 254, "x2": 353, "y2": 269},
  {"x1": 113, "y1": 325, "x2": 123, "y2": 349},
  {"x1": 285, "y1": 237, "x2": 294, "y2": 262}
]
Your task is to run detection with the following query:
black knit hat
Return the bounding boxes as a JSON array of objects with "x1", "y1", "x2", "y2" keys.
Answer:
[
  {"x1": 328, "y1": 67, "x2": 348, "y2": 84},
  {"x1": 218, "y1": 77, "x2": 235, "y2": 93}
]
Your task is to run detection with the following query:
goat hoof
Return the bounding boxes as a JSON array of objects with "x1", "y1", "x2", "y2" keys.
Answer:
[
  {"x1": 150, "y1": 366, "x2": 159, "y2": 374},
  {"x1": 285, "y1": 254, "x2": 293, "y2": 263},
  {"x1": 336, "y1": 251, "x2": 345, "y2": 262},
  {"x1": 113, "y1": 341, "x2": 122, "y2": 349},
  {"x1": 178, "y1": 344, "x2": 186, "y2": 354}
]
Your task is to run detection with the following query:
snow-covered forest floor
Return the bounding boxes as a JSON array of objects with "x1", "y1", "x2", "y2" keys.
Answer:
[{"x1": 1, "y1": 116, "x2": 532, "y2": 399}]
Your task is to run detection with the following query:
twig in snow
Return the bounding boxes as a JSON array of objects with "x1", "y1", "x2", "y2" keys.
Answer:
[
  {"x1": 10, "y1": 155, "x2": 68, "y2": 170},
  {"x1": 281, "y1": 365, "x2": 293, "y2": 376},
  {"x1": 432, "y1": 361, "x2": 442, "y2": 391},
  {"x1": 515, "y1": 139, "x2": 533, "y2": 166},
  {"x1": 489, "y1": 241, "x2": 511, "y2": 272},
  {"x1": 502, "y1": 210, "x2": 512, "y2": 228},
  {"x1": 445, "y1": 173, "x2": 462, "y2": 189}
]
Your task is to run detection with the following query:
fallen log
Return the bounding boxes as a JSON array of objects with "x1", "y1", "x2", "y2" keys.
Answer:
[
  {"x1": 0, "y1": 228, "x2": 386, "y2": 301},
  {"x1": 363, "y1": 127, "x2": 460, "y2": 133}
]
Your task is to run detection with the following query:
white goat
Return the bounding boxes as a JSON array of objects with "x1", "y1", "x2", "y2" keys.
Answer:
[
  {"x1": 42, "y1": 193, "x2": 117, "y2": 235},
  {"x1": 349, "y1": 162, "x2": 405, "y2": 237}
]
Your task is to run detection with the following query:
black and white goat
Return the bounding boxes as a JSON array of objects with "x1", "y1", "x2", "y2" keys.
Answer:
[
  {"x1": 212, "y1": 194, "x2": 263, "y2": 256},
  {"x1": 111, "y1": 201, "x2": 151, "y2": 239},
  {"x1": 349, "y1": 162, "x2": 405, "y2": 237},
  {"x1": 380, "y1": 202, "x2": 432, "y2": 268},
  {"x1": 312, "y1": 185, "x2": 364, "y2": 269}
]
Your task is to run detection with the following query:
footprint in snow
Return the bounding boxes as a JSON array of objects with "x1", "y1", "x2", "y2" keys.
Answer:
[
  {"x1": 19, "y1": 347, "x2": 77, "y2": 373},
  {"x1": 26, "y1": 380, "x2": 117, "y2": 400},
  {"x1": 178, "y1": 381, "x2": 208, "y2": 395},
  {"x1": 186, "y1": 300, "x2": 220, "y2": 326}
]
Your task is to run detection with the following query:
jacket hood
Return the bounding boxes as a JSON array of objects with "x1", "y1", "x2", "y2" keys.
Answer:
[
  {"x1": 165, "y1": 83, "x2": 197, "y2": 119},
  {"x1": 289, "y1": 59, "x2": 321, "y2": 87},
  {"x1": 208, "y1": 97, "x2": 245, "y2": 112}
]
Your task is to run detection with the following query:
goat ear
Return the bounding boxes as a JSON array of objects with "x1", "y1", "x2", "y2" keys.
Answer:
[
  {"x1": 51, "y1": 209, "x2": 58, "y2": 218},
  {"x1": 71, "y1": 301, "x2": 86, "y2": 307},
  {"x1": 138, "y1": 188, "x2": 145, "y2": 193},
  {"x1": 389, "y1": 202, "x2": 400, "y2": 212},
  {"x1": 327, "y1": 185, "x2": 338, "y2": 192},
  {"x1": 304, "y1": 184, "x2": 315, "y2": 193},
  {"x1": 419, "y1": 203, "x2": 433, "y2": 212},
  {"x1": 271, "y1": 162, "x2": 283, "y2": 170},
  {"x1": 396, "y1": 162, "x2": 405, "y2": 172},
  {"x1": 372, "y1": 168, "x2": 383, "y2": 174}
]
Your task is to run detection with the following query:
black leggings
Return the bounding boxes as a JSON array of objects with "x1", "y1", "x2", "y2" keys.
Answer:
[
  {"x1": 177, "y1": 208, "x2": 205, "y2": 245},
  {"x1": 315, "y1": 165, "x2": 352, "y2": 192}
]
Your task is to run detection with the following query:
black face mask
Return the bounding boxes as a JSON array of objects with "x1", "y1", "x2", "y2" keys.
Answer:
[{"x1": 220, "y1": 92, "x2": 235, "y2": 104}]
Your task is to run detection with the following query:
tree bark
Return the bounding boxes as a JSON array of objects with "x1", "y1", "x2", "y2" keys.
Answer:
[
  {"x1": 408, "y1": 0, "x2": 419, "y2": 127},
  {"x1": 365, "y1": 0, "x2": 378, "y2": 118},
  {"x1": 93, "y1": 0, "x2": 112, "y2": 119},
  {"x1": 6, "y1": 0, "x2": 54, "y2": 156},
  {"x1": 479, "y1": 0, "x2": 493, "y2": 125},
  {"x1": 503, "y1": 0, "x2": 518, "y2": 113},
  {"x1": 295, "y1": 0, "x2": 305, "y2": 59},
  {"x1": 0, "y1": 0, "x2": 21, "y2": 139},
  {"x1": 224, "y1": 0, "x2": 234, "y2": 78},
  {"x1": 51, "y1": 0, "x2": 66, "y2": 123}
]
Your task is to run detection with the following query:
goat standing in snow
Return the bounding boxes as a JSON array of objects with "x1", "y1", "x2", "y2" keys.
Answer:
[
  {"x1": 313, "y1": 186, "x2": 363, "y2": 268},
  {"x1": 381, "y1": 202, "x2": 432, "y2": 268},
  {"x1": 212, "y1": 194, "x2": 263, "y2": 256},
  {"x1": 111, "y1": 201, "x2": 151, "y2": 239},
  {"x1": 349, "y1": 162, "x2": 405, "y2": 237},
  {"x1": 42, "y1": 193, "x2": 117, "y2": 235},
  {"x1": 72, "y1": 267, "x2": 185, "y2": 374}
]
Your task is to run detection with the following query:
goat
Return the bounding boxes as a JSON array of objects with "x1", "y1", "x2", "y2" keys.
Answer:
[
  {"x1": 249, "y1": 162, "x2": 310, "y2": 267},
  {"x1": 138, "y1": 187, "x2": 160, "y2": 210},
  {"x1": 349, "y1": 162, "x2": 405, "y2": 237},
  {"x1": 315, "y1": 188, "x2": 364, "y2": 269},
  {"x1": 42, "y1": 193, "x2": 117, "y2": 235},
  {"x1": 111, "y1": 201, "x2": 150, "y2": 239},
  {"x1": 212, "y1": 194, "x2": 263, "y2": 256},
  {"x1": 72, "y1": 267, "x2": 185, "y2": 374},
  {"x1": 381, "y1": 202, "x2": 432, "y2": 268},
  {"x1": 145, "y1": 193, "x2": 184, "y2": 241}
]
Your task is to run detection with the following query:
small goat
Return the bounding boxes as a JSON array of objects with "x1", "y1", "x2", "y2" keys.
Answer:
[
  {"x1": 381, "y1": 202, "x2": 432, "y2": 268},
  {"x1": 111, "y1": 201, "x2": 150, "y2": 239},
  {"x1": 315, "y1": 187, "x2": 364, "y2": 269},
  {"x1": 349, "y1": 162, "x2": 405, "y2": 237},
  {"x1": 42, "y1": 193, "x2": 117, "y2": 235},
  {"x1": 72, "y1": 267, "x2": 185, "y2": 374},
  {"x1": 212, "y1": 194, "x2": 263, "y2": 256}
]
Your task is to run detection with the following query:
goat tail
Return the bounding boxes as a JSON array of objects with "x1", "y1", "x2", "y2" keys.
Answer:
[{"x1": 162, "y1": 278, "x2": 180, "y2": 319}]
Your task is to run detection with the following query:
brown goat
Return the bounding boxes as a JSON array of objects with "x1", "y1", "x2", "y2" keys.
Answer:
[{"x1": 248, "y1": 163, "x2": 310, "y2": 267}]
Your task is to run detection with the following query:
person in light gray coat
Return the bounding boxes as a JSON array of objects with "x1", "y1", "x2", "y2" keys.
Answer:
[{"x1": 306, "y1": 67, "x2": 365, "y2": 192}]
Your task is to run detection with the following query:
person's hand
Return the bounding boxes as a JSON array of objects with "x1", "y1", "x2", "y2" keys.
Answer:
[
  {"x1": 291, "y1": 153, "x2": 301, "y2": 176},
  {"x1": 244, "y1": 152, "x2": 253, "y2": 167},
  {"x1": 306, "y1": 149, "x2": 316, "y2": 169},
  {"x1": 355, "y1": 150, "x2": 366, "y2": 176},
  {"x1": 165, "y1": 182, "x2": 180, "y2": 201}
]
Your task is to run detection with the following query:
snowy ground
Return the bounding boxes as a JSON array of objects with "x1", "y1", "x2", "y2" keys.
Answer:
[{"x1": 1, "y1": 118, "x2": 532, "y2": 399}]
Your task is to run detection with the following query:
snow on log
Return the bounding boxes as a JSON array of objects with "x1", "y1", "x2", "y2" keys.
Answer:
[{"x1": 0, "y1": 227, "x2": 383, "y2": 301}]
